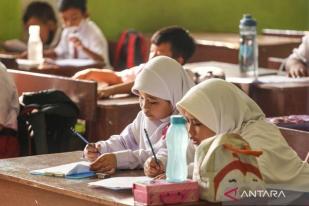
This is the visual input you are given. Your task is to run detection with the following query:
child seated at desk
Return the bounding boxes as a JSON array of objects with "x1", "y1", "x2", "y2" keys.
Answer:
[
  {"x1": 44, "y1": 0, "x2": 110, "y2": 67},
  {"x1": 0, "y1": 63, "x2": 20, "y2": 158},
  {"x1": 72, "y1": 26, "x2": 196, "y2": 97},
  {"x1": 169, "y1": 79, "x2": 308, "y2": 192},
  {"x1": 3, "y1": 1, "x2": 61, "y2": 52},
  {"x1": 83, "y1": 56, "x2": 194, "y2": 174}
]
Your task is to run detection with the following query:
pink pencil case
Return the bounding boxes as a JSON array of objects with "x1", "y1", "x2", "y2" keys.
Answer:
[{"x1": 133, "y1": 179, "x2": 199, "y2": 205}]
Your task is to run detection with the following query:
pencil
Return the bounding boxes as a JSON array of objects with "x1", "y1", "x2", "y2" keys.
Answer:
[
  {"x1": 71, "y1": 128, "x2": 89, "y2": 144},
  {"x1": 144, "y1": 129, "x2": 160, "y2": 166}
]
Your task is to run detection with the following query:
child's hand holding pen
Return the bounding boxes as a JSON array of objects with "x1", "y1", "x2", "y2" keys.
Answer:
[
  {"x1": 144, "y1": 157, "x2": 164, "y2": 177},
  {"x1": 83, "y1": 143, "x2": 101, "y2": 162}
]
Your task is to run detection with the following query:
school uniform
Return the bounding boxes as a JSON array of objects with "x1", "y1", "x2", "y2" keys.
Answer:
[
  {"x1": 96, "y1": 56, "x2": 194, "y2": 169},
  {"x1": 47, "y1": 26, "x2": 62, "y2": 49},
  {"x1": 288, "y1": 35, "x2": 309, "y2": 65},
  {"x1": 177, "y1": 78, "x2": 309, "y2": 192},
  {"x1": 55, "y1": 19, "x2": 110, "y2": 67}
]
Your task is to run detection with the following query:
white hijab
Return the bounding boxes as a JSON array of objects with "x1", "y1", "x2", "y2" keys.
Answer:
[
  {"x1": 177, "y1": 79, "x2": 309, "y2": 192},
  {"x1": 131, "y1": 56, "x2": 194, "y2": 155},
  {"x1": 0, "y1": 63, "x2": 19, "y2": 130},
  {"x1": 133, "y1": 56, "x2": 195, "y2": 112}
]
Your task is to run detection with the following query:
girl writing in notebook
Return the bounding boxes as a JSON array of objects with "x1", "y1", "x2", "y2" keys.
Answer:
[
  {"x1": 175, "y1": 79, "x2": 309, "y2": 192},
  {"x1": 83, "y1": 56, "x2": 194, "y2": 174}
]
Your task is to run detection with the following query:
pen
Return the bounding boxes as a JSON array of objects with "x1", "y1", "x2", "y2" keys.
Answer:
[
  {"x1": 71, "y1": 128, "x2": 89, "y2": 144},
  {"x1": 144, "y1": 129, "x2": 160, "y2": 166}
]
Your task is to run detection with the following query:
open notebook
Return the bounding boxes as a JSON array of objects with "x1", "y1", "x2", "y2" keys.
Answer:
[
  {"x1": 30, "y1": 161, "x2": 96, "y2": 179},
  {"x1": 88, "y1": 176, "x2": 152, "y2": 190}
]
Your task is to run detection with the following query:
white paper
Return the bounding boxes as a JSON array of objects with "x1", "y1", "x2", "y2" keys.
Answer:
[
  {"x1": 226, "y1": 75, "x2": 309, "y2": 84},
  {"x1": 88, "y1": 176, "x2": 152, "y2": 190},
  {"x1": 256, "y1": 75, "x2": 309, "y2": 83},
  {"x1": 30, "y1": 161, "x2": 91, "y2": 177},
  {"x1": 55, "y1": 59, "x2": 96, "y2": 67},
  {"x1": 16, "y1": 58, "x2": 42, "y2": 69}
]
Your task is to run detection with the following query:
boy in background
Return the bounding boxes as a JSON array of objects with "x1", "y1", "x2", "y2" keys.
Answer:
[
  {"x1": 73, "y1": 26, "x2": 196, "y2": 97},
  {"x1": 3, "y1": 1, "x2": 60, "y2": 52},
  {"x1": 45, "y1": 0, "x2": 110, "y2": 67}
]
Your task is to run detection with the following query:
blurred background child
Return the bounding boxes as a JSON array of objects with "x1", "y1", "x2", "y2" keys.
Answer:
[
  {"x1": 3, "y1": 1, "x2": 60, "y2": 52},
  {"x1": 45, "y1": 0, "x2": 110, "y2": 66}
]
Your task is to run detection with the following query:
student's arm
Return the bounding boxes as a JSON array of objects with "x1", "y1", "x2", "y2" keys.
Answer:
[
  {"x1": 72, "y1": 69, "x2": 122, "y2": 84},
  {"x1": 286, "y1": 35, "x2": 309, "y2": 78},
  {"x1": 286, "y1": 58, "x2": 308, "y2": 78},
  {"x1": 97, "y1": 112, "x2": 166, "y2": 170},
  {"x1": 43, "y1": 49, "x2": 57, "y2": 59},
  {"x1": 98, "y1": 81, "x2": 134, "y2": 98},
  {"x1": 70, "y1": 36, "x2": 105, "y2": 63}
]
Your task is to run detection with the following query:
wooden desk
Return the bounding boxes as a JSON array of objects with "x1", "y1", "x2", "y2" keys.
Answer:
[
  {"x1": 279, "y1": 127, "x2": 309, "y2": 161},
  {"x1": 185, "y1": 61, "x2": 309, "y2": 117},
  {"x1": 190, "y1": 32, "x2": 301, "y2": 67},
  {"x1": 0, "y1": 53, "x2": 104, "y2": 77},
  {"x1": 8, "y1": 69, "x2": 98, "y2": 139},
  {"x1": 0, "y1": 151, "x2": 211, "y2": 206},
  {"x1": 92, "y1": 95, "x2": 140, "y2": 141},
  {"x1": 8, "y1": 69, "x2": 97, "y2": 123},
  {"x1": 251, "y1": 82, "x2": 309, "y2": 117},
  {"x1": 8, "y1": 69, "x2": 140, "y2": 142}
]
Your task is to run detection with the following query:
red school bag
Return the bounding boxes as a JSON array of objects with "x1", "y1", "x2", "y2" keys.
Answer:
[{"x1": 113, "y1": 29, "x2": 148, "y2": 71}]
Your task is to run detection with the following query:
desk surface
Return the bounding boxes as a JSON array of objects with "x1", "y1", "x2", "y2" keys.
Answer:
[
  {"x1": 193, "y1": 32, "x2": 302, "y2": 48},
  {"x1": 184, "y1": 61, "x2": 309, "y2": 117},
  {"x1": 0, "y1": 53, "x2": 104, "y2": 77},
  {"x1": 184, "y1": 61, "x2": 278, "y2": 80},
  {"x1": 0, "y1": 151, "x2": 212, "y2": 206}
]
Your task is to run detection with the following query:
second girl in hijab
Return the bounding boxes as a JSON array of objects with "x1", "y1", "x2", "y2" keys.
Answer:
[{"x1": 83, "y1": 56, "x2": 194, "y2": 173}]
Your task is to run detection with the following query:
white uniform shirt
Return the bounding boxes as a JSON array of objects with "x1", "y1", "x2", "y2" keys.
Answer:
[
  {"x1": 288, "y1": 35, "x2": 309, "y2": 64},
  {"x1": 55, "y1": 19, "x2": 111, "y2": 68},
  {"x1": 97, "y1": 57, "x2": 195, "y2": 169}
]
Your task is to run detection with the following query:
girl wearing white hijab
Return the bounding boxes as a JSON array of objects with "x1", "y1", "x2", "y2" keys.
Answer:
[
  {"x1": 177, "y1": 78, "x2": 309, "y2": 192},
  {"x1": 83, "y1": 56, "x2": 194, "y2": 174},
  {"x1": 0, "y1": 63, "x2": 20, "y2": 158}
]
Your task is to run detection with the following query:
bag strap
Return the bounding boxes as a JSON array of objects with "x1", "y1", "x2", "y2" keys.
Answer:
[
  {"x1": 114, "y1": 31, "x2": 128, "y2": 68},
  {"x1": 127, "y1": 32, "x2": 137, "y2": 68},
  {"x1": 138, "y1": 32, "x2": 148, "y2": 62},
  {"x1": 223, "y1": 143, "x2": 262, "y2": 157}
]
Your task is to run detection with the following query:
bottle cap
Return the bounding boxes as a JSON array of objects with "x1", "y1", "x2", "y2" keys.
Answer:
[
  {"x1": 170, "y1": 115, "x2": 186, "y2": 124},
  {"x1": 29, "y1": 25, "x2": 40, "y2": 37},
  {"x1": 240, "y1": 14, "x2": 257, "y2": 27}
]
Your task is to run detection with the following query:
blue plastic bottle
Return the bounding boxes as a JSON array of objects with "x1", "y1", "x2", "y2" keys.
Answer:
[
  {"x1": 166, "y1": 115, "x2": 189, "y2": 183},
  {"x1": 239, "y1": 14, "x2": 258, "y2": 78}
]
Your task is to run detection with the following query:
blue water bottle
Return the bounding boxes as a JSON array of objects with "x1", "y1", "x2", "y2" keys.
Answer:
[
  {"x1": 239, "y1": 14, "x2": 258, "y2": 78},
  {"x1": 166, "y1": 115, "x2": 189, "y2": 182}
]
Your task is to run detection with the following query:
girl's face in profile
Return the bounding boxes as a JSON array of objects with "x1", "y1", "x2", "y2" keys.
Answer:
[
  {"x1": 179, "y1": 107, "x2": 215, "y2": 145},
  {"x1": 139, "y1": 91, "x2": 173, "y2": 121}
]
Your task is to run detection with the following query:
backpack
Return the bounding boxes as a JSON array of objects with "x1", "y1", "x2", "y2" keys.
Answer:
[
  {"x1": 193, "y1": 133, "x2": 265, "y2": 202},
  {"x1": 18, "y1": 89, "x2": 83, "y2": 155},
  {"x1": 113, "y1": 29, "x2": 148, "y2": 71}
]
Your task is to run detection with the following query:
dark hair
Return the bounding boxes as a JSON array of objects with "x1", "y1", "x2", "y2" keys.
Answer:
[
  {"x1": 58, "y1": 0, "x2": 87, "y2": 13},
  {"x1": 23, "y1": 1, "x2": 57, "y2": 24},
  {"x1": 151, "y1": 26, "x2": 196, "y2": 63}
]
